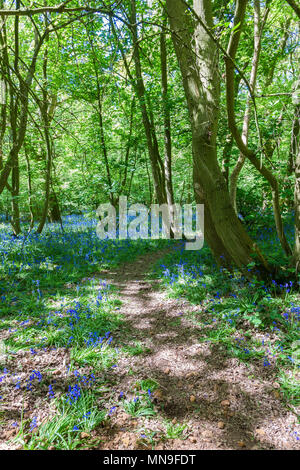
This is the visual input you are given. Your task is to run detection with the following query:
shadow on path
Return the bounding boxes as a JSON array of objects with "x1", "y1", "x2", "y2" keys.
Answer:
[{"x1": 93, "y1": 248, "x2": 299, "y2": 450}]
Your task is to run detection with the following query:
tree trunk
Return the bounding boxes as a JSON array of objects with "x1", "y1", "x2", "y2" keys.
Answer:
[
  {"x1": 120, "y1": 97, "x2": 135, "y2": 192},
  {"x1": 24, "y1": 143, "x2": 34, "y2": 230},
  {"x1": 295, "y1": 131, "x2": 300, "y2": 273},
  {"x1": 160, "y1": 22, "x2": 176, "y2": 233},
  {"x1": 221, "y1": 134, "x2": 233, "y2": 187},
  {"x1": 10, "y1": 4, "x2": 21, "y2": 236},
  {"x1": 48, "y1": 190, "x2": 62, "y2": 223},
  {"x1": 0, "y1": 17, "x2": 45, "y2": 195},
  {"x1": 37, "y1": 34, "x2": 53, "y2": 235},
  {"x1": 166, "y1": 0, "x2": 270, "y2": 270},
  {"x1": 10, "y1": 153, "x2": 21, "y2": 236},
  {"x1": 117, "y1": 0, "x2": 167, "y2": 205}
]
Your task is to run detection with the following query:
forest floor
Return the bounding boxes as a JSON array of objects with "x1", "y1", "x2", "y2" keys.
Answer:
[
  {"x1": 91, "y1": 248, "x2": 299, "y2": 450},
  {"x1": 0, "y1": 216, "x2": 299, "y2": 451}
]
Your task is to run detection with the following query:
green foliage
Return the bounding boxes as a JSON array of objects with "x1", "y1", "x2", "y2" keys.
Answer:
[
  {"x1": 15, "y1": 391, "x2": 106, "y2": 450},
  {"x1": 122, "y1": 394, "x2": 156, "y2": 418}
]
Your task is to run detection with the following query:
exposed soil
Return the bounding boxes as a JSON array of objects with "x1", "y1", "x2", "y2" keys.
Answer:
[
  {"x1": 93, "y1": 248, "x2": 300, "y2": 450},
  {"x1": 0, "y1": 247, "x2": 299, "y2": 450}
]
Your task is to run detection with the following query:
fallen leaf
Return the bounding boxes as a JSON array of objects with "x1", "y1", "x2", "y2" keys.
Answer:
[
  {"x1": 122, "y1": 436, "x2": 131, "y2": 447},
  {"x1": 202, "y1": 430, "x2": 213, "y2": 439},
  {"x1": 186, "y1": 372, "x2": 196, "y2": 379},
  {"x1": 237, "y1": 441, "x2": 246, "y2": 448},
  {"x1": 153, "y1": 389, "x2": 163, "y2": 400},
  {"x1": 221, "y1": 400, "x2": 230, "y2": 407}
]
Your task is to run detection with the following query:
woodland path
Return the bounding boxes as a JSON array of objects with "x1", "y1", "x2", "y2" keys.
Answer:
[{"x1": 95, "y1": 248, "x2": 298, "y2": 450}]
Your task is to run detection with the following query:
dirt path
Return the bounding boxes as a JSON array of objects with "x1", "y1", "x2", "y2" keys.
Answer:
[{"x1": 96, "y1": 248, "x2": 299, "y2": 450}]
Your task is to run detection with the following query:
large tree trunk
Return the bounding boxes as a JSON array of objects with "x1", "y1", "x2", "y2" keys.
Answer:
[
  {"x1": 166, "y1": 0, "x2": 269, "y2": 270},
  {"x1": 295, "y1": 132, "x2": 300, "y2": 272},
  {"x1": 160, "y1": 22, "x2": 176, "y2": 233},
  {"x1": 37, "y1": 34, "x2": 54, "y2": 235},
  {"x1": 48, "y1": 189, "x2": 62, "y2": 223},
  {"x1": 229, "y1": 0, "x2": 268, "y2": 213},
  {"x1": 36, "y1": 127, "x2": 52, "y2": 234}
]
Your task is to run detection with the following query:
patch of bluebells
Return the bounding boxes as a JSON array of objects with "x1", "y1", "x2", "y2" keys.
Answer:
[
  {"x1": 263, "y1": 356, "x2": 271, "y2": 367},
  {"x1": 293, "y1": 431, "x2": 300, "y2": 441},
  {"x1": 15, "y1": 379, "x2": 21, "y2": 390},
  {"x1": 72, "y1": 370, "x2": 96, "y2": 387},
  {"x1": 109, "y1": 406, "x2": 117, "y2": 415},
  {"x1": 66, "y1": 383, "x2": 81, "y2": 405},
  {"x1": 32, "y1": 280, "x2": 42, "y2": 300},
  {"x1": 0, "y1": 214, "x2": 169, "y2": 306},
  {"x1": 48, "y1": 384, "x2": 55, "y2": 400},
  {"x1": 84, "y1": 331, "x2": 113, "y2": 348},
  {"x1": 96, "y1": 283, "x2": 110, "y2": 305},
  {"x1": 282, "y1": 303, "x2": 300, "y2": 326},
  {"x1": 67, "y1": 302, "x2": 81, "y2": 329},
  {"x1": 65, "y1": 370, "x2": 96, "y2": 405},
  {"x1": 72, "y1": 411, "x2": 92, "y2": 432},
  {"x1": 30, "y1": 416, "x2": 38, "y2": 432},
  {"x1": 0, "y1": 368, "x2": 9, "y2": 383},
  {"x1": 26, "y1": 370, "x2": 42, "y2": 391}
]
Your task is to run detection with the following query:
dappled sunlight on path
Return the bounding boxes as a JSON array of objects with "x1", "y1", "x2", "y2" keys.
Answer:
[{"x1": 94, "y1": 249, "x2": 299, "y2": 450}]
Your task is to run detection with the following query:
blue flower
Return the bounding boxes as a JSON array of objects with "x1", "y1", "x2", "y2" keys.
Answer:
[{"x1": 30, "y1": 416, "x2": 38, "y2": 432}]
